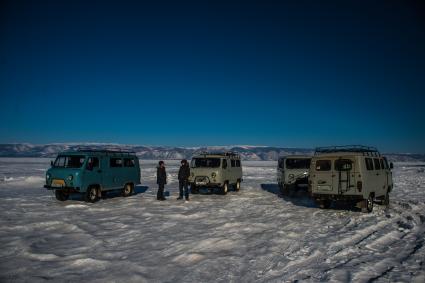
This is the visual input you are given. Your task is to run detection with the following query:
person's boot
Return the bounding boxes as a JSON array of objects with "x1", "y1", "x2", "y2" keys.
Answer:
[
  {"x1": 185, "y1": 197, "x2": 189, "y2": 201},
  {"x1": 177, "y1": 196, "x2": 183, "y2": 200}
]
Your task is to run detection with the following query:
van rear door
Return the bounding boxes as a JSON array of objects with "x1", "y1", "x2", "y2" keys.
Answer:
[
  {"x1": 312, "y1": 159, "x2": 334, "y2": 193},
  {"x1": 333, "y1": 158, "x2": 356, "y2": 195}
]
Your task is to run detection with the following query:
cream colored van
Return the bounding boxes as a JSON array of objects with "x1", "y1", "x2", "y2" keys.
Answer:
[
  {"x1": 309, "y1": 146, "x2": 393, "y2": 212},
  {"x1": 189, "y1": 152, "x2": 243, "y2": 195},
  {"x1": 277, "y1": 155, "x2": 311, "y2": 195}
]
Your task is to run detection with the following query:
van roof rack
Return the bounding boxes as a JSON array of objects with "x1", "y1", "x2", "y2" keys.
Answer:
[
  {"x1": 315, "y1": 145, "x2": 380, "y2": 156},
  {"x1": 75, "y1": 146, "x2": 136, "y2": 154},
  {"x1": 197, "y1": 151, "x2": 240, "y2": 158}
]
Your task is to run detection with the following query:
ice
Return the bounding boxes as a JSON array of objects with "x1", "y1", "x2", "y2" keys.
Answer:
[{"x1": 0, "y1": 158, "x2": 424, "y2": 282}]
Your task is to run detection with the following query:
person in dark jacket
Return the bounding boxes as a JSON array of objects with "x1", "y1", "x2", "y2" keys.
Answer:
[
  {"x1": 177, "y1": 159, "x2": 191, "y2": 201},
  {"x1": 156, "y1": 161, "x2": 167, "y2": 201}
]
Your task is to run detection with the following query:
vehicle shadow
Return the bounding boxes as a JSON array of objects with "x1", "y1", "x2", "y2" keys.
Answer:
[
  {"x1": 68, "y1": 185, "x2": 150, "y2": 201},
  {"x1": 260, "y1": 183, "x2": 362, "y2": 212},
  {"x1": 103, "y1": 185, "x2": 149, "y2": 199},
  {"x1": 261, "y1": 183, "x2": 316, "y2": 208}
]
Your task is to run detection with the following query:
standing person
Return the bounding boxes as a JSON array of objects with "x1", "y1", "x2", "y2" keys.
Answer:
[
  {"x1": 156, "y1": 161, "x2": 167, "y2": 201},
  {"x1": 177, "y1": 159, "x2": 190, "y2": 201}
]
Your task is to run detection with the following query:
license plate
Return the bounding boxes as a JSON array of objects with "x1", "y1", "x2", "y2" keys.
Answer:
[
  {"x1": 196, "y1": 181, "x2": 207, "y2": 186},
  {"x1": 318, "y1": 185, "x2": 332, "y2": 191},
  {"x1": 51, "y1": 179, "x2": 65, "y2": 188}
]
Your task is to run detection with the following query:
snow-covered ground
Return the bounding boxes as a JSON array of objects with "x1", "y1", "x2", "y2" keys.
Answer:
[{"x1": 0, "y1": 158, "x2": 424, "y2": 282}]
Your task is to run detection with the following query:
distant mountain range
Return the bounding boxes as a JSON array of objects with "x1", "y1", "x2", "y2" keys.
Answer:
[{"x1": 0, "y1": 143, "x2": 424, "y2": 162}]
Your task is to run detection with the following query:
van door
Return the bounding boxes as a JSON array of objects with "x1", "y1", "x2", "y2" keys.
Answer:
[
  {"x1": 106, "y1": 157, "x2": 124, "y2": 189},
  {"x1": 333, "y1": 158, "x2": 356, "y2": 195},
  {"x1": 222, "y1": 159, "x2": 229, "y2": 183},
  {"x1": 83, "y1": 157, "x2": 102, "y2": 190},
  {"x1": 313, "y1": 159, "x2": 334, "y2": 194},
  {"x1": 373, "y1": 158, "x2": 385, "y2": 197}
]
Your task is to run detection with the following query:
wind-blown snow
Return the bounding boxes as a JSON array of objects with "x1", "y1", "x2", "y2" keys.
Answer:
[{"x1": 0, "y1": 158, "x2": 424, "y2": 282}]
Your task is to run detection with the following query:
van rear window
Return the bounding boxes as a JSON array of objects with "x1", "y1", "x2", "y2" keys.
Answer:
[
  {"x1": 335, "y1": 159, "x2": 353, "y2": 171},
  {"x1": 365, "y1": 158, "x2": 374, "y2": 170},
  {"x1": 315, "y1": 160, "x2": 331, "y2": 171}
]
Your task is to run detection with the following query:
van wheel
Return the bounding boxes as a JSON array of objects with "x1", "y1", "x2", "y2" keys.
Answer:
[
  {"x1": 191, "y1": 185, "x2": 199, "y2": 194},
  {"x1": 383, "y1": 191, "x2": 390, "y2": 206},
  {"x1": 55, "y1": 190, "x2": 69, "y2": 201},
  {"x1": 363, "y1": 194, "x2": 374, "y2": 213},
  {"x1": 319, "y1": 200, "x2": 331, "y2": 209},
  {"x1": 122, "y1": 183, "x2": 133, "y2": 197},
  {"x1": 221, "y1": 182, "x2": 228, "y2": 195},
  {"x1": 235, "y1": 180, "x2": 241, "y2": 191},
  {"x1": 85, "y1": 186, "x2": 99, "y2": 203}
]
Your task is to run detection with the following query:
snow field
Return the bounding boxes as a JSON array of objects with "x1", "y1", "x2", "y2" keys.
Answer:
[{"x1": 0, "y1": 159, "x2": 424, "y2": 282}]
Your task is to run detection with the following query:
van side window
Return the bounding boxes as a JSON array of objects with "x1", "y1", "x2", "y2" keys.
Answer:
[
  {"x1": 222, "y1": 159, "x2": 228, "y2": 169},
  {"x1": 383, "y1": 157, "x2": 389, "y2": 169},
  {"x1": 373, "y1": 158, "x2": 381, "y2": 170},
  {"x1": 231, "y1": 160, "x2": 236, "y2": 167},
  {"x1": 380, "y1": 159, "x2": 385, "y2": 170},
  {"x1": 86, "y1": 157, "x2": 99, "y2": 170},
  {"x1": 110, "y1": 158, "x2": 123, "y2": 167},
  {"x1": 316, "y1": 160, "x2": 331, "y2": 171},
  {"x1": 365, "y1": 158, "x2": 374, "y2": 170},
  {"x1": 278, "y1": 159, "x2": 284, "y2": 169},
  {"x1": 236, "y1": 160, "x2": 241, "y2": 167},
  {"x1": 124, "y1": 158, "x2": 135, "y2": 167}
]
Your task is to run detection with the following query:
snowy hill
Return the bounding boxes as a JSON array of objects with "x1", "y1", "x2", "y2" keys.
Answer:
[{"x1": 0, "y1": 143, "x2": 423, "y2": 162}]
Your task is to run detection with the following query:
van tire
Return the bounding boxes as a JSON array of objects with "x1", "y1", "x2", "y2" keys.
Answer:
[
  {"x1": 363, "y1": 194, "x2": 374, "y2": 213},
  {"x1": 319, "y1": 200, "x2": 331, "y2": 209},
  {"x1": 122, "y1": 183, "x2": 133, "y2": 197},
  {"x1": 85, "y1": 186, "x2": 99, "y2": 203},
  {"x1": 55, "y1": 190, "x2": 69, "y2": 201},
  {"x1": 235, "y1": 180, "x2": 241, "y2": 191},
  {"x1": 221, "y1": 182, "x2": 228, "y2": 195},
  {"x1": 191, "y1": 185, "x2": 199, "y2": 194},
  {"x1": 383, "y1": 191, "x2": 390, "y2": 206}
]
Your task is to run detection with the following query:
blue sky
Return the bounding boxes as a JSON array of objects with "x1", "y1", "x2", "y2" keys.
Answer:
[{"x1": 1, "y1": 0, "x2": 424, "y2": 153}]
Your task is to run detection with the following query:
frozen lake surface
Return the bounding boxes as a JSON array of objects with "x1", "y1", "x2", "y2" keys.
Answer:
[{"x1": 0, "y1": 158, "x2": 424, "y2": 282}]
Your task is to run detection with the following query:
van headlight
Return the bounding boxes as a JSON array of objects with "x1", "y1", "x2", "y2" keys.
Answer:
[
  {"x1": 211, "y1": 172, "x2": 217, "y2": 178},
  {"x1": 289, "y1": 174, "x2": 294, "y2": 180},
  {"x1": 46, "y1": 173, "x2": 51, "y2": 180},
  {"x1": 67, "y1": 175, "x2": 73, "y2": 181}
]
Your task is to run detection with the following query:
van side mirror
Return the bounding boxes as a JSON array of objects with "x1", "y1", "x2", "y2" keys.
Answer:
[
  {"x1": 50, "y1": 160, "x2": 54, "y2": 167},
  {"x1": 390, "y1": 162, "x2": 394, "y2": 169}
]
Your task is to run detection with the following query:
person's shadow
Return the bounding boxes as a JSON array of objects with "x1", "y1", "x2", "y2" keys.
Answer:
[{"x1": 261, "y1": 183, "x2": 316, "y2": 208}]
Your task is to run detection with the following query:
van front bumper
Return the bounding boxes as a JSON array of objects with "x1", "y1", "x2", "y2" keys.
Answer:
[
  {"x1": 312, "y1": 193, "x2": 363, "y2": 201},
  {"x1": 44, "y1": 185, "x2": 80, "y2": 192}
]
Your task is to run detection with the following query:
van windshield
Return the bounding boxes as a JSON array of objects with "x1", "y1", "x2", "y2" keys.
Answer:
[
  {"x1": 191, "y1": 158, "x2": 221, "y2": 168},
  {"x1": 285, "y1": 159, "x2": 311, "y2": 169},
  {"x1": 54, "y1": 155, "x2": 85, "y2": 168}
]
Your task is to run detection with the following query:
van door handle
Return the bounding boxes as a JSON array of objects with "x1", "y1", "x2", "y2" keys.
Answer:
[
  {"x1": 97, "y1": 170, "x2": 102, "y2": 173},
  {"x1": 376, "y1": 173, "x2": 380, "y2": 176}
]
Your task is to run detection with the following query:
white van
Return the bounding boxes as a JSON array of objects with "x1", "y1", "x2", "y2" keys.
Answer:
[
  {"x1": 309, "y1": 146, "x2": 393, "y2": 212},
  {"x1": 277, "y1": 155, "x2": 311, "y2": 195}
]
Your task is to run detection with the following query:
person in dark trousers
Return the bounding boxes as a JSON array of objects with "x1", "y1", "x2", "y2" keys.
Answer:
[
  {"x1": 177, "y1": 159, "x2": 190, "y2": 201},
  {"x1": 156, "y1": 161, "x2": 167, "y2": 201}
]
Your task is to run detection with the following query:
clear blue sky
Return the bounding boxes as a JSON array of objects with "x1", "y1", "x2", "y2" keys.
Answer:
[{"x1": 1, "y1": 0, "x2": 424, "y2": 153}]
